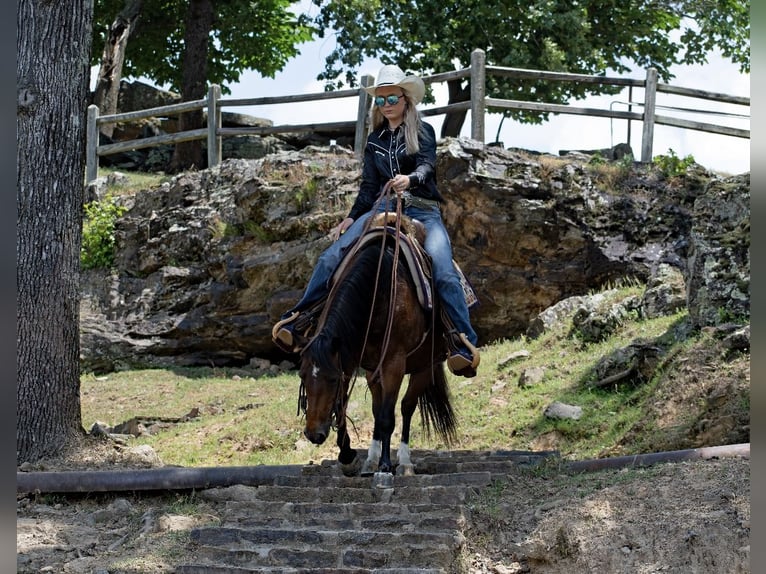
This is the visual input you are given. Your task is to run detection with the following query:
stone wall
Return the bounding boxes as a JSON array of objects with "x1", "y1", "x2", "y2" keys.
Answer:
[{"x1": 81, "y1": 139, "x2": 750, "y2": 372}]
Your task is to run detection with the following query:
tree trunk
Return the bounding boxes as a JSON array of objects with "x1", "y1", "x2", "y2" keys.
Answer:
[
  {"x1": 170, "y1": 0, "x2": 214, "y2": 172},
  {"x1": 93, "y1": 0, "x2": 144, "y2": 139},
  {"x1": 17, "y1": 0, "x2": 93, "y2": 464},
  {"x1": 440, "y1": 79, "x2": 471, "y2": 138}
]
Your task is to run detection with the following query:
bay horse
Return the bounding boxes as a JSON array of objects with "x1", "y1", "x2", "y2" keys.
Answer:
[{"x1": 297, "y1": 213, "x2": 458, "y2": 476}]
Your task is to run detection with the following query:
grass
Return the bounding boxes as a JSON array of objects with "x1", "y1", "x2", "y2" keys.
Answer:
[
  {"x1": 80, "y1": 283, "x2": 701, "y2": 468},
  {"x1": 94, "y1": 167, "x2": 171, "y2": 196}
]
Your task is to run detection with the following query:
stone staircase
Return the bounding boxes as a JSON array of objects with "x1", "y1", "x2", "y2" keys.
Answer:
[{"x1": 174, "y1": 449, "x2": 557, "y2": 573}]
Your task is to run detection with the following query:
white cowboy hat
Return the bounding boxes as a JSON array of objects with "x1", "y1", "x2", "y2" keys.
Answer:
[{"x1": 363, "y1": 64, "x2": 425, "y2": 104}]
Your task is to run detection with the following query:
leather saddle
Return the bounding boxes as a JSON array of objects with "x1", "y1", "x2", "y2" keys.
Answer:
[{"x1": 329, "y1": 212, "x2": 478, "y2": 311}]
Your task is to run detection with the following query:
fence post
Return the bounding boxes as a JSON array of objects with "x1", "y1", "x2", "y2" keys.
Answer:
[
  {"x1": 207, "y1": 84, "x2": 222, "y2": 168},
  {"x1": 355, "y1": 74, "x2": 374, "y2": 157},
  {"x1": 470, "y1": 48, "x2": 486, "y2": 142},
  {"x1": 86, "y1": 104, "x2": 99, "y2": 184},
  {"x1": 641, "y1": 67, "x2": 658, "y2": 163}
]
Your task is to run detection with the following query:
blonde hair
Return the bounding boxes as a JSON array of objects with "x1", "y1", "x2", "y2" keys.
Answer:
[{"x1": 369, "y1": 91, "x2": 422, "y2": 155}]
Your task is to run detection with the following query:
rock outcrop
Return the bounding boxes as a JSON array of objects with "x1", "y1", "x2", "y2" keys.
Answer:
[{"x1": 80, "y1": 139, "x2": 749, "y2": 372}]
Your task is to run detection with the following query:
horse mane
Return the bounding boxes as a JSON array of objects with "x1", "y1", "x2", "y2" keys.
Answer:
[{"x1": 307, "y1": 239, "x2": 399, "y2": 376}]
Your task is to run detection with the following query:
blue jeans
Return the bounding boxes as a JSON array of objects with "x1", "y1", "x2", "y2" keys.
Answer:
[{"x1": 286, "y1": 200, "x2": 478, "y2": 347}]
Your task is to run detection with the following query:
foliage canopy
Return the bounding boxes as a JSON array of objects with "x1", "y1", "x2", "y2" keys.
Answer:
[
  {"x1": 91, "y1": 0, "x2": 316, "y2": 94},
  {"x1": 311, "y1": 0, "x2": 750, "y2": 123}
]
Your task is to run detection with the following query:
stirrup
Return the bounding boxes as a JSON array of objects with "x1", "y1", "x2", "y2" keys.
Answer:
[
  {"x1": 272, "y1": 312, "x2": 302, "y2": 353},
  {"x1": 446, "y1": 332, "x2": 480, "y2": 377}
]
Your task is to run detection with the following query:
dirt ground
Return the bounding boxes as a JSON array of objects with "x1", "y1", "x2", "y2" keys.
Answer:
[{"x1": 16, "y1": 436, "x2": 749, "y2": 574}]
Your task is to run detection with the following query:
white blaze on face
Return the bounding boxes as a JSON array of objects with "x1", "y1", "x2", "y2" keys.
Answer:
[{"x1": 312, "y1": 364, "x2": 319, "y2": 379}]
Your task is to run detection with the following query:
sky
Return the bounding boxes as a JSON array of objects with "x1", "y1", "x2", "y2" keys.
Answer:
[{"x1": 221, "y1": 41, "x2": 750, "y2": 176}]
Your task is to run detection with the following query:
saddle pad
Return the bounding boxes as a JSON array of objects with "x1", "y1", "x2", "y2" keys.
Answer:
[{"x1": 330, "y1": 225, "x2": 434, "y2": 310}]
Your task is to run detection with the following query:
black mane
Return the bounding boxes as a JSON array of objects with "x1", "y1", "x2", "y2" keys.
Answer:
[{"x1": 307, "y1": 239, "x2": 400, "y2": 375}]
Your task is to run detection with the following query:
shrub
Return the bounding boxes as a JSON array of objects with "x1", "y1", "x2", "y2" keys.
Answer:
[
  {"x1": 81, "y1": 194, "x2": 126, "y2": 269},
  {"x1": 653, "y1": 149, "x2": 695, "y2": 178}
]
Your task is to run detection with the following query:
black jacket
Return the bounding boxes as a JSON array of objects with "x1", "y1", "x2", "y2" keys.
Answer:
[{"x1": 347, "y1": 119, "x2": 444, "y2": 221}]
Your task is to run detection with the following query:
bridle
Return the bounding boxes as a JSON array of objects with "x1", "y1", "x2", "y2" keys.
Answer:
[{"x1": 297, "y1": 361, "x2": 349, "y2": 432}]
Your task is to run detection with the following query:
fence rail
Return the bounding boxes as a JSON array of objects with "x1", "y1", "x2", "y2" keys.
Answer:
[{"x1": 86, "y1": 48, "x2": 750, "y2": 184}]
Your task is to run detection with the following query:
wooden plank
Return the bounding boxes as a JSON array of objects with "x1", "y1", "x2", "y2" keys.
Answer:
[
  {"x1": 424, "y1": 69, "x2": 471, "y2": 84},
  {"x1": 86, "y1": 105, "x2": 99, "y2": 183},
  {"x1": 98, "y1": 98, "x2": 205, "y2": 123},
  {"x1": 486, "y1": 66, "x2": 643, "y2": 87},
  {"x1": 355, "y1": 74, "x2": 374, "y2": 157},
  {"x1": 207, "y1": 85, "x2": 221, "y2": 167},
  {"x1": 97, "y1": 129, "x2": 208, "y2": 155},
  {"x1": 657, "y1": 83, "x2": 749, "y2": 106},
  {"x1": 641, "y1": 68, "x2": 658, "y2": 162},
  {"x1": 420, "y1": 102, "x2": 472, "y2": 117},
  {"x1": 471, "y1": 49, "x2": 486, "y2": 141},
  {"x1": 221, "y1": 88, "x2": 360, "y2": 108},
  {"x1": 484, "y1": 98, "x2": 642, "y2": 120},
  {"x1": 654, "y1": 115, "x2": 750, "y2": 139},
  {"x1": 217, "y1": 121, "x2": 356, "y2": 137}
]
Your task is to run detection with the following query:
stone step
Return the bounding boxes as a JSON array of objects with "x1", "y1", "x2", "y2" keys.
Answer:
[
  {"x1": 310, "y1": 448, "x2": 559, "y2": 463},
  {"x1": 219, "y1": 500, "x2": 468, "y2": 532},
  {"x1": 276, "y1": 470, "x2": 492, "y2": 489},
  {"x1": 186, "y1": 527, "x2": 461, "y2": 569},
  {"x1": 248, "y1": 484, "x2": 476, "y2": 505},
  {"x1": 175, "y1": 450, "x2": 557, "y2": 573},
  {"x1": 413, "y1": 459, "x2": 549, "y2": 476},
  {"x1": 177, "y1": 565, "x2": 445, "y2": 574},
  {"x1": 411, "y1": 448, "x2": 559, "y2": 459},
  {"x1": 307, "y1": 450, "x2": 559, "y2": 477}
]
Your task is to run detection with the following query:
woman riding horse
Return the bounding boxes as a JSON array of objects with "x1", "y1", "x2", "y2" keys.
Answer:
[{"x1": 272, "y1": 64, "x2": 480, "y2": 377}]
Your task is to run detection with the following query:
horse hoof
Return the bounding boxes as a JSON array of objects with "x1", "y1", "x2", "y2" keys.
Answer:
[
  {"x1": 396, "y1": 463, "x2": 415, "y2": 477},
  {"x1": 373, "y1": 472, "x2": 394, "y2": 489},
  {"x1": 340, "y1": 456, "x2": 362, "y2": 477},
  {"x1": 360, "y1": 459, "x2": 378, "y2": 476}
]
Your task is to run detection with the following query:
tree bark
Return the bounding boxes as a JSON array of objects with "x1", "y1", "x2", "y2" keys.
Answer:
[
  {"x1": 440, "y1": 79, "x2": 470, "y2": 138},
  {"x1": 170, "y1": 0, "x2": 214, "y2": 172},
  {"x1": 17, "y1": 0, "x2": 93, "y2": 464},
  {"x1": 93, "y1": 0, "x2": 144, "y2": 138}
]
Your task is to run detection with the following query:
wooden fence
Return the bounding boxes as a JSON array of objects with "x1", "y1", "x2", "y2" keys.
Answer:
[{"x1": 86, "y1": 48, "x2": 750, "y2": 184}]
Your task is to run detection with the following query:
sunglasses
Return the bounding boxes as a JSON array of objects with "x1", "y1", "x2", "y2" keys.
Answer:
[{"x1": 374, "y1": 94, "x2": 404, "y2": 107}]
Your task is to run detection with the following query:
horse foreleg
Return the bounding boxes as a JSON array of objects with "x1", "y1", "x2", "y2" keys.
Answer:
[
  {"x1": 336, "y1": 420, "x2": 360, "y2": 476},
  {"x1": 363, "y1": 365, "x2": 403, "y2": 474},
  {"x1": 375, "y1": 372, "x2": 404, "y2": 474},
  {"x1": 396, "y1": 371, "x2": 423, "y2": 476},
  {"x1": 361, "y1": 374, "x2": 383, "y2": 476},
  {"x1": 361, "y1": 438, "x2": 381, "y2": 476}
]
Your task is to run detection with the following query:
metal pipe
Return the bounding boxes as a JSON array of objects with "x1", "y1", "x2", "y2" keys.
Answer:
[
  {"x1": 566, "y1": 443, "x2": 749, "y2": 473},
  {"x1": 17, "y1": 443, "x2": 749, "y2": 494},
  {"x1": 17, "y1": 464, "x2": 304, "y2": 494}
]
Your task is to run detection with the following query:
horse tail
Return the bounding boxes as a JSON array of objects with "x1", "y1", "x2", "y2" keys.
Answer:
[{"x1": 417, "y1": 363, "x2": 458, "y2": 447}]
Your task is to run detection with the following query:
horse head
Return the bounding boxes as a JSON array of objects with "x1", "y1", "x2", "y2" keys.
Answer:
[{"x1": 298, "y1": 335, "x2": 348, "y2": 446}]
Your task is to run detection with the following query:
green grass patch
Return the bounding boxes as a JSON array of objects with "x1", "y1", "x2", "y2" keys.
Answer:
[{"x1": 81, "y1": 284, "x2": 731, "y2": 468}]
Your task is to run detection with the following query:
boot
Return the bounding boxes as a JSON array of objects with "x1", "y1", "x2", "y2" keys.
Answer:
[
  {"x1": 271, "y1": 309, "x2": 318, "y2": 353},
  {"x1": 446, "y1": 330, "x2": 480, "y2": 378}
]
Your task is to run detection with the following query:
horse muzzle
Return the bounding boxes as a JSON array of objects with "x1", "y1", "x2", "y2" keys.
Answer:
[{"x1": 304, "y1": 422, "x2": 331, "y2": 445}]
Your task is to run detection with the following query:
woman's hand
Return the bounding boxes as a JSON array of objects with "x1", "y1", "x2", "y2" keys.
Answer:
[
  {"x1": 389, "y1": 174, "x2": 410, "y2": 196},
  {"x1": 331, "y1": 217, "x2": 354, "y2": 241}
]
